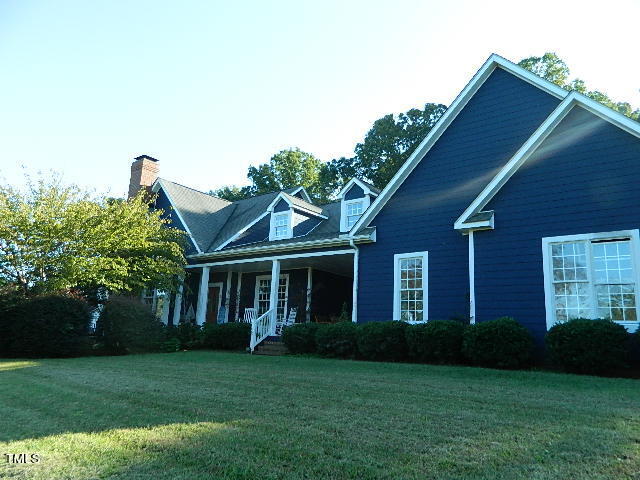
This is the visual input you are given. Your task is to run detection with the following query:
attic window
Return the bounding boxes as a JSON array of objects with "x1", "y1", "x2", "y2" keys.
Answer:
[
  {"x1": 272, "y1": 212, "x2": 290, "y2": 239},
  {"x1": 345, "y1": 200, "x2": 364, "y2": 229}
]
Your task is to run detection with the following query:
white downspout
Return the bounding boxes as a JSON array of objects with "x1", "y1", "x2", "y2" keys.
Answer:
[
  {"x1": 349, "y1": 238, "x2": 359, "y2": 323},
  {"x1": 468, "y1": 230, "x2": 476, "y2": 324}
]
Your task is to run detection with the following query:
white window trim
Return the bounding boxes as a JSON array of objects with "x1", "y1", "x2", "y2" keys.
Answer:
[
  {"x1": 254, "y1": 273, "x2": 290, "y2": 319},
  {"x1": 542, "y1": 229, "x2": 640, "y2": 333},
  {"x1": 393, "y1": 251, "x2": 428, "y2": 323},
  {"x1": 340, "y1": 196, "x2": 371, "y2": 232},
  {"x1": 269, "y1": 210, "x2": 292, "y2": 241}
]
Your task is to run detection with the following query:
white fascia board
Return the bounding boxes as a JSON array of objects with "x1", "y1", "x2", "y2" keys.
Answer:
[
  {"x1": 185, "y1": 248, "x2": 356, "y2": 269},
  {"x1": 154, "y1": 178, "x2": 203, "y2": 254},
  {"x1": 338, "y1": 178, "x2": 376, "y2": 199},
  {"x1": 457, "y1": 216, "x2": 495, "y2": 232},
  {"x1": 215, "y1": 211, "x2": 270, "y2": 251},
  {"x1": 266, "y1": 192, "x2": 292, "y2": 212},
  {"x1": 350, "y1": 53, "x2": 568, "y2": 236},
  {"x1": 454, "y1": 89, "x2": 640, "y2": 230},
  {"x1": 187, "y1": 234, "x2": 374, "y2": 261},
  {"x1": 290, "y1": 186, "x2": 312, "y2": 203}
]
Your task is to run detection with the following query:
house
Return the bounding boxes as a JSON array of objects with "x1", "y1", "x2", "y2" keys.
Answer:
[{"x1": 131, "y1": 53, "x2": 640, "y2": 350}]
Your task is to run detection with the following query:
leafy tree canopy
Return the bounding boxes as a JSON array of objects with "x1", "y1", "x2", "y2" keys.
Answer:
[
  {"x1": 213, "y1": 53, "x2": 637, "y2": 202},
  {"x1": 518, "y1": 52, "x2": 640, "y2": 120},
  {"x1": 211, "y1": 148, "x2": 328, "y2": 203},
  {"x1": 0, "y1": 175, "x2": 186, "y2": 296}
]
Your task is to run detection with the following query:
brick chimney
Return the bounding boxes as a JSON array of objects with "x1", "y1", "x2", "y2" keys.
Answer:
[{"x1": 128, "y1": 155, "x2": 160, "y2": 199}]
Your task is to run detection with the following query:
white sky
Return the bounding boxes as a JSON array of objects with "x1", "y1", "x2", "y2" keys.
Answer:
[{"x1": 0, "y1": 0, "x2": 638, "y2": 196}]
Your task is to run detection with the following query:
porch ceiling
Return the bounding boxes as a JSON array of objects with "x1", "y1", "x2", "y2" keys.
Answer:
[{"x1": 207, "y1": 252, "x2": 354, "y2": 277}]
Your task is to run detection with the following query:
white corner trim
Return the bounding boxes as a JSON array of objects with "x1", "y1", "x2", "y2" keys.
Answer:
[
  {"x1": 350, "y1": 53, "x2": 569, "y2": 236},
  {"x1": 216, "y1": 211, "x2": 270, "y2": 251},
  {"x1": 155, "y1": 179, "x2": 203, "y2": 254},
  {"x1": 392, "y1": 251, "x2": 428, "y2": 323},
  {"x1": 541, "y1": 229, "x2": 640, "y2": 333},
  {"x1": 456, "y1": 90, "x2": 640, "y2": 230}
]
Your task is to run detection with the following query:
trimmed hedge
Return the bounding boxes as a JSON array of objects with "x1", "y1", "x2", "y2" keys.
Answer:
[
  {"x1": 282, "y1": 323, "x2": 319, "y2": 354},
  {"x1": 357, "y1": 321, "x2": 408, "y2": 361},
  {"x1": 173, "y1": 322, "x2": 203, "y2": 349},
  {"x1": 0, "y1": 295, "x2": 92, "y2": 358},
  {"x1": 202, "y1": 322, "x2": 251, "y2": 350},
  {"x1": 462, "y1": 317, "x2": 534, "y2": 369},
  {"x1": 546, "y1": 318, "x2": 631, "y2": 374},
  {"x1": 95, "y1": 297, "x2": 164, "y2": 354},
  {"x1": 315, "y1": 322, "x2": 358, "y2": 358},
  {"x1": 406, "y1": 320, "x2": 466, "y2": 364}
]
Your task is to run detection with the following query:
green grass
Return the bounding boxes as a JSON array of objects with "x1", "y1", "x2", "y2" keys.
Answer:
[{"x1": 0, "y1": 352, "x2": 638, "y2": 480}]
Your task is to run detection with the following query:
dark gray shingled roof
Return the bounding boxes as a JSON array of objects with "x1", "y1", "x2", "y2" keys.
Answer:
[{"x1": 158, "y1": 179, "x2": 337, "y2": 253}]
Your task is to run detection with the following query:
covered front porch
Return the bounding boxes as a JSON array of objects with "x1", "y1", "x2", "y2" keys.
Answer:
[{"x1": 171, "y1": 248, "x2": 357, "y2": 349}]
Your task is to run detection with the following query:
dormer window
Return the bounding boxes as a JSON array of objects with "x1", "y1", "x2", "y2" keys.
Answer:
[
  {"x1": 273, "y1": 212, "x2": 290, "y2": 239},
  {"x1": 338, "y1": 178, "x2": 379, "y2": 232},
  {"x1": 345, "y1": 200, "x2": 364, "y2": 229}
]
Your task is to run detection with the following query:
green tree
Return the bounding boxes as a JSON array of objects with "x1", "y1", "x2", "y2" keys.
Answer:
[
  {"x1": 0, "y1": 175, "x2": 186, "y2": 296},
  {"x1": 350, "y1": 103, "x2": 447, "y2": 187},
  {"x1": 212, "y1": 148, "x2": 329, "y2": 203},
  {"x1": 518, "y1": 52, "x2": 640, "y2": 120}
]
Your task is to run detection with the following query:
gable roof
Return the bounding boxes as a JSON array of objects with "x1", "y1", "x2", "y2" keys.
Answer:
[
  {"x1": 338, "y1": 178, "x2": 381, "y2": 198},
  {"x1": 349, "y1": 53, "x2": 568, "y2": 235},
  {"x1": 455, "y1": 90, "x2": 640, "y2": 230}
]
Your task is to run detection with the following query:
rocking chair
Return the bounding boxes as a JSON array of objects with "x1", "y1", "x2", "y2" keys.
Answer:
[{"x1": 275, "y1": 307, "x2": 297, "y2": 336}]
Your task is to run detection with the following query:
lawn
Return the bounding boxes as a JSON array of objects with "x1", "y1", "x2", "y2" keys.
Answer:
[{"x1": 0, "y1": 352, "x2": 638, "y2": 480}]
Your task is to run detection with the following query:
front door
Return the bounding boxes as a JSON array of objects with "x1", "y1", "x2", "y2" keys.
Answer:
[
  {"x1": 255, "y1": 274, "x2": 289, "y2": 321},
  {"x1": 206, "y1": 284, "x2": 222, "y2": 323}
]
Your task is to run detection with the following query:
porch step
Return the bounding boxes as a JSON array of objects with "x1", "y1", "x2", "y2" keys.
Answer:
[{"x1": 253, "y1": 340, "x2": 288, "y2": 356}]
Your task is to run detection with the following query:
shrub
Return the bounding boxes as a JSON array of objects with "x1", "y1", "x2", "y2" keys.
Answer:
[
  {"x1": 174, "y1": 322, "x2": 203, "y2": 349},
  {"x1": 282, "y1": 323, "x2": 319, "y2": 354},
  {"x1": 315, "y1": 322, "x2": 358, "y2": 358},
  {"x1": 159, "y1": 337, "x2": 181, "y2": 353},
  {"x1": 462, "y1": 317, "x2": 534, "y2": 369},
  {"x1": 202, "y1": 322, "x2": 251, "y2": 350},
  {"x1": 95, "y1": 297, "x2": 164, "y2": 354},
  {"x1": 356, "y1": 321, "x2": 408, "y2": 361},
  {"x1": 1, "y1": 295, "x2": 92, "y2": 358},
  {"x1": 546, "y1": 318, "x2": 631, "y2": 374},
  {"x1": 406, "y1": 320, "x2": 466, "y2": 364}
]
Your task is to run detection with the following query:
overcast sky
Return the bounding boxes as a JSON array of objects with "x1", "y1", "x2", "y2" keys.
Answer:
[{"x1": 1, "y1": 0, "x2": 638, "y2": 197}]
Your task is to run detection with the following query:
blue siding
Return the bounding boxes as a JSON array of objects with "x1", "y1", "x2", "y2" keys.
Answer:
[
  {"x1": 475, "y1": 106, "x2": 640, "y2": 342},
  {"x1": 155, "y1": 189, "x2": 198, "y2": 255},
  {"x1": 357, "y1": 67, "x2": 561, "y2": 323},
  {"x1": 345, "y1": 184, "x2": 365, "y2": 200},
  {"x1": 274, "y1": 199, "x2": 289, "y2": 212}
]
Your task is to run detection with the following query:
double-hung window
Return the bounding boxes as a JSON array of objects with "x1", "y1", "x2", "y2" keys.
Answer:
[
  {"x1": 393, "y1": 251, "x2": 428, "y2": 323},
  {"x1": 345, "y1": 200, "x2": 364, "y2": 229},
  {"x1": 272, "y1": 212, "x2": 290, "y2": 239},
  {"x1": 543, "y1": 230, "x2": 640, "y2": 330}
]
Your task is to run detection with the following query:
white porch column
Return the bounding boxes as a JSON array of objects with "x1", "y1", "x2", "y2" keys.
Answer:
[
  {"x1": 269, "y1": 260, "x2": 281, "y2": 333},
  {"x1": 196, "y1": 266, "x2": 210, "y2": 325},
  {"x1": 172, "y1": 282, "x2": 183, "y2": 326},
  {"x1": 306, "y1": 267, "x2": 312, "y2": 323}
]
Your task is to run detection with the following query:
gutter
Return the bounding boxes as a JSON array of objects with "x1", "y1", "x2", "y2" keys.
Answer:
[{"x1": 187, "y1": 233, "x2": 374, "y2": 261}]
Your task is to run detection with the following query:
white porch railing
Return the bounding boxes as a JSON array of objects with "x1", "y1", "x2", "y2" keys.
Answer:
[{"x1": 250, "y1": 308, "x2": 275, "y2": 352}]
